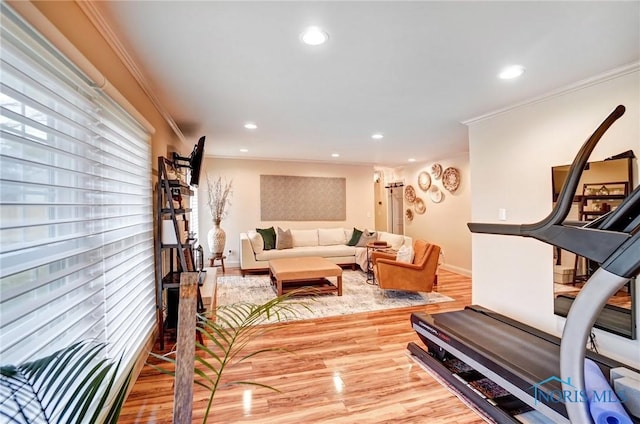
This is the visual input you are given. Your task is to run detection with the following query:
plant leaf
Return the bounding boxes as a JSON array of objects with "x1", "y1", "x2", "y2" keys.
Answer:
[{"x1": 0, "y1": 341, "x2": 132, "y2": 424}]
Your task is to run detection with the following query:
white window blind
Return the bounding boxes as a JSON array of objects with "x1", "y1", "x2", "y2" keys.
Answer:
[{"x1": 0, "y1": 1, "x2": 155, "y2": 374}]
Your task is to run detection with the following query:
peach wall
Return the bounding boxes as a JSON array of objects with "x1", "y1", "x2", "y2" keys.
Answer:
[
  {"x1": 197, "y1": 158, "x2": 376, "y2": 266},
  {"x1": 468, "y1": 68, "x2": 639, "y2": 366},
  {"x1": 397, "y1": 155, "x2": 472, "y2": 275}
]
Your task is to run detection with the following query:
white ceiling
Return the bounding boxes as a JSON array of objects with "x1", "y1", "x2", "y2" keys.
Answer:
[{"x1": 96, "y1": 1, "x2": 640, "y2": 167}]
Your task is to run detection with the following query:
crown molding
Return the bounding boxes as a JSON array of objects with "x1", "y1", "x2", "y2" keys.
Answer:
[
  {"x1": 76, "y1": 0, "x2": 186, "y2": 144},
  {"x1": 462, "y1": 62, "x2": 640, "y2": 126}
]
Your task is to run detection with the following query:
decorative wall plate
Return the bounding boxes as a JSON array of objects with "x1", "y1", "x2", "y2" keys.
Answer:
[
  {"x1": 414, "y1": 197, "x2": 426, "y2": 214},
  {"x1": 404, "y1": 185, "x2": 416, "y2": 203},
  {"x1": 418, "y1": 171, "x2": 431, "y2": 191},
  {"x1": 442, "y1": 167, "x2": 461, "y2": 192},
  {"x1": 429, "y1": 185, "x2": 443, "y2": 203},
  {"x1": 431, "y1": 163, "x2": 443, "y2": 180},
  {"x1": 405, "y1": 208, "x2": 414, "y2": 221}
]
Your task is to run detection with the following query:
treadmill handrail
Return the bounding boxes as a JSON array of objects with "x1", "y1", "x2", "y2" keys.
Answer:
[{"x1": 467, "y1": 105, "x2": 634, "y2": 265}]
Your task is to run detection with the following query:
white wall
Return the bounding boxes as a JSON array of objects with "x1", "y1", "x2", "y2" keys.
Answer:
[
  {"x1": 468, "y1": 68, "x2": 640, "y2": 366},
  {"x1": 397, "y1": 154, "x2": 472, "y2": 275},
  {"x1": 197, "y1": 158, "x2": 375, "y2": 266}
]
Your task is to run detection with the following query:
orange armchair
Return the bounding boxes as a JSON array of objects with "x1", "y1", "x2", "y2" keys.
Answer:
[{"x1": 371, "y1": 240, "x2": 441, "y2": 292}]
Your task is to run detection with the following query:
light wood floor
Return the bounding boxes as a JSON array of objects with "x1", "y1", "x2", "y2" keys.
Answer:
[{"x1": 118, "y1": 269, "x2": 484, "y2": 423}]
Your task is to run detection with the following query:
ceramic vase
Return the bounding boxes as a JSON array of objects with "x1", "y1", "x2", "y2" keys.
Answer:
[{"x1": 207, "y1": 221, "x2": 226, "y2": 255}]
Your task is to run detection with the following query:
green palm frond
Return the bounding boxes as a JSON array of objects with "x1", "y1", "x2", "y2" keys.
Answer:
[
  {"x1": 149, "y1": 289, "x2": 312, "y2": 423},
  {"x1": 0, "y1": 341, "x2": 132, "y2": 424}
]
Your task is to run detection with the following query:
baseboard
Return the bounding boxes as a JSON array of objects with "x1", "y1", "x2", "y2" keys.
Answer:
[
  {"x1": 226, "y1": 259, "x2": 240, "y2": 268},
  {"x1": 101, "y1": 327, "x2": 156, "y2": 423},
  {"x1": 440, "y1": 264, "x2": 472, "y2": 277}
]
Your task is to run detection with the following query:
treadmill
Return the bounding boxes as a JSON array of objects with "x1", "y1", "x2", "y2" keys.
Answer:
[{"x1": 409, "y1": 105, "x2": 640, "y2": 424}]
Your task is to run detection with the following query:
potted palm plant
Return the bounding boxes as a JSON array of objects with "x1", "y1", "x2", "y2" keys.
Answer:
[
  {"x1": 206, "y1": 174, "x2": 232, "y2": 256},
  {"x1": 150, "y1": 290, "x2": 310, "y2": 424}
]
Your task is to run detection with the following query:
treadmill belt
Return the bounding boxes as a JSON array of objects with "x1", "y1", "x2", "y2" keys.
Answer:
[
  {"x1": 431, "y1": 308, "x2": 562, "y2": 391},
  {"x1": 413, "y1": 306, "x2": 640, "y2": 423}
]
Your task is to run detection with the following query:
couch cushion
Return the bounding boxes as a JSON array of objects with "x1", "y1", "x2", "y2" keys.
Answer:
[
  {"x1": 291, "y1": 229, "x2": 318, "y2": 247},
  {"x1": 256, "y1": 244, "x2": 356, "y2": 261},
  {"x1": 347, "y1": 227, "x2": 363, "y2": 246},
  {"x1": 276, "y1": 227, "x2": 293, "y2": 250},
  {"x1": 356, "y1": 229, "x2": 377, "y2": 247},
  {"x1": 379, "y1": 232, "x2": 405, "y2": 250},
  {"x1": 318, "y1": 228, "x2": 346, "y2": 246},
  {"x1": 247, "y1": 230, "x2": 264, "y2": 254},
  {"x1": 256, "y1": 227, "x2": 276, "y2": 250}
]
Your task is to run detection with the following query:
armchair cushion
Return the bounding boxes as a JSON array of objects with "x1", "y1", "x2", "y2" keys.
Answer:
[{"x1": 395, "y1": 245, "x2": 414, "y2": 263}]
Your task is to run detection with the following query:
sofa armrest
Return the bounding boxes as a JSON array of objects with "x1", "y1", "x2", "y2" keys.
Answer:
[{"x1": 240, "y1": 233, "x2": 259, "y2": 270}]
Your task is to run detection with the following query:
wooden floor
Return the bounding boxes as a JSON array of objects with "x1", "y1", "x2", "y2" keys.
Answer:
[{"x1": 118, "y1": 269, "x2": 485, "y2": 423}]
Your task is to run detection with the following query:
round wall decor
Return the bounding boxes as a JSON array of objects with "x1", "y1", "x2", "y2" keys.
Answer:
[
  {"x1": 442, "y1": 167, "x2": 461, "y2": 192},
  {"x1": 431, "y1": 163, "x2": 443, "y2": 180},
  {"x1": 414, "y1": 197, "x2": 426, "y2": 214},
  {"x1": 404, "y1": 185, "x2": 416, "y2": 203},
  {"x1": 418, "y1": 171, "x2": 431, "y2": 191},
  {"x1": 429, "y1": 186, "x2": 443, "y2": 203},
  {"x1": 405, "y1": 208, "x2": 414, "y2": 221}
]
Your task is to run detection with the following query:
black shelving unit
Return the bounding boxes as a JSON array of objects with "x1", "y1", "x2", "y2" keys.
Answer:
[{"x1": 155, "y1": 156, "x2": 204, "y2": 349}]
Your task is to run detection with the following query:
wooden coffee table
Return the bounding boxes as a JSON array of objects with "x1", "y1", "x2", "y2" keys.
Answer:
[{"x1": 269, "y1": 257, "x2": 342, "y2": 296}]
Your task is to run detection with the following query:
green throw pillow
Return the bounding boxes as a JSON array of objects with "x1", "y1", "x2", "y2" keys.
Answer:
[
  {"x1": 256, "y1": 227, "x2": 276, "y2": 250},
  {"x1": 347, "y1": 227, "x2": 363, "y2": 246}
]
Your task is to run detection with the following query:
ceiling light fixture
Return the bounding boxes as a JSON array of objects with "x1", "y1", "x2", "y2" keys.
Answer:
[
  {"x1": 331, "y1": 153, "x2": 340, "y2": 158},
  {"x1": 498, "y1": 65, "x2": 526, "y2": 80},
  {"x1": 239, "y1": 148, "x2": 248, "y2": 153},
  {"x1": 244, "y1": 122, "x2": 257, "y2": 130},
  {"x1": 371, "y1": 133, "x2": 384, "y2": 140},
  {"x1": 408, "y1": 158, "x2": 416, "y2": 163},
  {"x1": 301, "y1": 26, "x2": 328, "y2": 46}
]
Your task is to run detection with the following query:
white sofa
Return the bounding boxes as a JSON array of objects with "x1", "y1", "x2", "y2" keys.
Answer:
[{"x1": 240, "y1": 227, "x2": 412, "y2": 276}]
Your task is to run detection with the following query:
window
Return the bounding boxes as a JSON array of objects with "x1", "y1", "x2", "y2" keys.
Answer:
[{"x1": 0, "y1": 1, "x2": 155, "y2": 379}]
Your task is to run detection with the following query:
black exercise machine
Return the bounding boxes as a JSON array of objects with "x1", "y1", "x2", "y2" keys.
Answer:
[{"x1": 410, "y1": 105, "x2": 639, "y2": 423}]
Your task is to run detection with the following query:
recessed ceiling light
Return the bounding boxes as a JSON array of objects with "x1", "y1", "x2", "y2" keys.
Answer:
[
  {"x1": 301, "y1": 26, "x2": 329, "y2": 46},
  {"x1": 239, "y1": 148, "x2": 248, "y2": 153},
  {"x1": 408, "y1": 158, "x2": 416, "y2": 163},
  {"x1": 371, "y1": 133, "x2": 384, "y2": 140},
  {"x1": 498, "y1": 65, "x2": 525, "y2": 80},
  {"x1": 331, "y1": 153, "x2": 340, "y2": 158},
  {"x1": 244, "y1": 122, "x2": 257, "y2": 130}
]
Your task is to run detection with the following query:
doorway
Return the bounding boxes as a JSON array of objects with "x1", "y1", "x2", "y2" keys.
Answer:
[{"x1": 386, "y1": 183, "x2": 404, "y2": 235}]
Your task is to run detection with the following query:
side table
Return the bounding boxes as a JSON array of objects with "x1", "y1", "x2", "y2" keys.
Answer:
[{"x1": 209, "y1": 253, "x2": 226, "y2": 273}]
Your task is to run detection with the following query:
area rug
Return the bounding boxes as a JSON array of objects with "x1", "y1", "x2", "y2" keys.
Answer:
[{"x1": 211, "y1": 270, "x2": 454, "y2": 323}]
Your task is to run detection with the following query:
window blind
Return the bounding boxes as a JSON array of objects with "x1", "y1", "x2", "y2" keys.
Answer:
[{"x1": 0, "y1": 1, "x2": 155, "y2": 375}]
